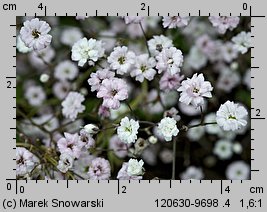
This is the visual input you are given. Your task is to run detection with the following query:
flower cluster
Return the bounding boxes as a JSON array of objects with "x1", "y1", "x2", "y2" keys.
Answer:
[{"x1": 16, "y1": 16, "x2": 251, "y2": 180}]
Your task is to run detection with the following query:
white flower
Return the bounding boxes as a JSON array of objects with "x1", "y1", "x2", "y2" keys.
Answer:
[
  {"x1": 156, "y1": 47, "x2": 183, "y2": 75},
  {"x1": 221, "y1": 42, "x2": 238, "y2": 62},
  {"x1": 123, "y1": 16, "x2": 144, "y2": 24},
  {"x1": 17, "y1": 36, "x2": 32, "y2": 53},
  {"x1": 127, "y1": 159, "x2": 144, "y2": 176},
  {"x1": 226, "y1": 161, "x2": 250, "y2": 180},
  {"x1": 130, "y1": 54, "x2": 157, "y2": 82},
  {"x1": 117, "y1": 117, "x2": 139, "y2": 144},
  {"x1": 61, "y1": 27, "x2": 83, "y2": 46},
  {"x1": 216, "y1": 68, "x2": 240, "y2": 93},
  {"x1": 148, "y1": 35, "x2": 173, "y2": 56},
  {"x1": 62, "y1": 92, "x2": 85, "y2": 121},
  {"x1": 20, "y1": 18, "x2": 52, "y2": 50},
  {"x1": 232, "y1": 31, "x2": 251, "y2": 54},
  {"x1": 57, "y1": 153, "x2": 74, "y2": 173},
  {"x1": 16, "y1": 147, "x2": 37, "y2": 176},
  {"x1": 157, "y1": 117, "x2": 179, "y2": 142},
  {"x1": 107, "y1": 46, "x2": 136, "y2": 75},
  {"x1": 162, "y1": 16, "x2": 190, "y2": 28},
  {"x1": 186, "y1": 46, "x2": 207, "y2": 70},
  {"x1": 54, "y1": 60, "x2": 79, "y2": 81},
  {"x1": 216, "y1": 101, "x2": 248, "y2": 131},
  {"x1": 25, "y1": 85, "x2": 46, "y2": 106},
  {"x1": 83, "y1": 124, "x2": 99, "y2": 135},
  {"x1": 213, "y1": 139, "x2": 233, "y2": 160},
  {"x1": 178, "y1": 73, "x2": 213, "y2": 107},
  {"x1": 180, "y1": 166, "x2": 204, "y2": 180},
  {"x1": 71, "y1": 37, "x2": 105, "y2": 67},
  {"x1": 117, "y1": 162, "x2": 143, "y2": 180}
]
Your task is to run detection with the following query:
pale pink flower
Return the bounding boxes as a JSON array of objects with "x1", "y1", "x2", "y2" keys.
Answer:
[
  {"x1": 117, "y1": 162, "x2": 143, "y2": 180},
  {"x1": 162, "y1": 16, "x2": 190, "y2": 28},
  {"x1": 107, "y1": 46, "x2": 136, "y2": 75},
  {"x1": 123, "y1": 16, "x2": 144, "y2": 24},
  {"x1": 196, "y1": 35, "x2": 216, "y2": 58},
  {"x1": 156, "y1": 47, "x2": 183, "y2": 75},
  {"x1": 61, "y1": 92, "x2": 85, "y2": 121},
  {"x1": 109, "y1": 135, "x2": 128, "y2": 158},
  {"x1": 178, "y1": 73, "x2": 213, "y2": 107},
  {"x1": 98, "y1": 105, "x2": 110, "y2": 118},
  {"x1": 16, "y1": 147, "x2": 37, "y2": 176},
  {"x1": 20, "y1": 18, "x2": 52, "y2": 50},
  {"x1": 97, "y1": 78, "x2": 128, "y2": 109},
  {"x1": 130, "y1": 54, "x2": 157, "y2": 82},
  {"x1": 25, "y1": 85, "x2": 46, "y2": 106},
  {"x1": 79, "y1": 129, "x2": 95, "y2": 149},
  {"x1": 159, "y1": 72, "x2": 184, "y2": 92},
  {"x1": 53, "y1": 81, "x2": 71, "y2": 100},
  {"x1": 163, "y1": 107, "x2": 181, "y2": 121},
  {"x1": 209, "y1": 16, "x2": 240, "y2": 34},
  {"x1": 88, "y1": 157, "x2": 111, "y2": 180},
  {"x1": 57, "y1": 132, "x2": 82, "y2": 159},
  {"x1": 87, "y1": 69, "x2": 115, "y2": 92}
]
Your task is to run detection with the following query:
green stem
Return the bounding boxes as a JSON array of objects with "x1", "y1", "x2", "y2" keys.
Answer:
[{"x1": 139, "y1": 22, "x2": 151, "y2": 57}]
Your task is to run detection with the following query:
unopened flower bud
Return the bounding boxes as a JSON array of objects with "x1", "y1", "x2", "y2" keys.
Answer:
[
  {"x1": 232, "y1": 142, "x2": 242, "y2": 154},
  {"x1": 84, "y1": 124, "x2": 99, "y2": 135},
  {"x1": 148, "y1": 136, "x2": 158, "y2": 144},
  {"x1": 40, "y1": 74, "x2": 49, "y2": 83}
]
